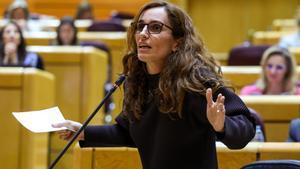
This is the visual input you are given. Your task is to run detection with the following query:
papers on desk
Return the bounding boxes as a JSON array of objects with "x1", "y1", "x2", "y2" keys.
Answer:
[{"x1": 12, "y1": 106, "x2": 68, "y2": 133}]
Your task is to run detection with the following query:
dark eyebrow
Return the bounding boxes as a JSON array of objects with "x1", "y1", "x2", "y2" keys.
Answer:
[{"x1": 137, "y1": 20, "x2": 164, "y2": 24}]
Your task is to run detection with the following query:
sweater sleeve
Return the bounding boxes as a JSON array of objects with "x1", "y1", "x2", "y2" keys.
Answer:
[
  {"x1": 79, "y1": 113, "x2": 135, "y2": 147},
  {"x1": 215, "y1": 87, "x2": 256, "y2": 149}
]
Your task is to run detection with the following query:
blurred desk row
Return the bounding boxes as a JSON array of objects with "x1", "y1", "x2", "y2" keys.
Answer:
[
  {"x1": 0, "y1": 19, "x2": 131, "y2": 32},
  {"x1": 214, "y1": 47, "x2": 300, "y2": 66},
  {"x1": 73, "y1": 142, "x2": 300, "y2": 169},
  {"x1": 0, "y1": 45, "x2": 109, "y2": 169},
  {"x1": 0, "y1": 68, "x2": 54, "y2": 169},
  {"x1": 2, "y1": 46, "x2": 300, "y2": 168}
]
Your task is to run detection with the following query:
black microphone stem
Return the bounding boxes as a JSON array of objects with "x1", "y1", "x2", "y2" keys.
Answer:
[{"x1": 48, "y1": 74, "x2": 126, "y2": 169}]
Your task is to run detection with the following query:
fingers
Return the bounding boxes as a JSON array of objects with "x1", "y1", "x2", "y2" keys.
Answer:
[
  {"x1": 206, "y1": 88, "x2": 225, "y2": 105},
  {"x1": 57, "y1": 130, "x2": 73, "y2": 141},
  {"x1": 206, "y1": 88, "x2": 213, "y2": 107},
  {"x1": 52, "y1": 120, "x2": 71, "y2": 129}
]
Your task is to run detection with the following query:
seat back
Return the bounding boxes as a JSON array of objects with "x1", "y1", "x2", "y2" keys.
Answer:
[
  {"x1": 228, "y1": 45, "x2": 270, "y2": 65},
  {"x1": 249, "y1": 107, "x2": 267, "y2": 141},
  {"x1": 241, "y1": 160, "x2": 300, "y2": 169},
  {"x1": 110, "y1": 11, "x2": 134, "y2": 20},
  {"x1": 87, "y1": 20, "x2": 126, "y2": 32}
]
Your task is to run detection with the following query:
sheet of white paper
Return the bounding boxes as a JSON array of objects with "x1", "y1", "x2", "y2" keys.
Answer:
[{"x1": 12, "y1": 106, "x2": 68, "y2": 133}]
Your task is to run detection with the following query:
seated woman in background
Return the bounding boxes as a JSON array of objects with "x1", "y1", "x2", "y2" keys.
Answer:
[
  {"x1": 51, "y1": 17, "x2": 79, "y2": 46},
  {"x1": 0, "y1": 21, "x2": 44, "y2": 70},
  {"x1": 240, "y1": 46, "x2": 300, "y2": 95}
]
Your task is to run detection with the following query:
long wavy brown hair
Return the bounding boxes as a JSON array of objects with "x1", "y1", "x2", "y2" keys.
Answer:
[{"x1": 122, "y1": 1, "x2": 225, "y2": 120}]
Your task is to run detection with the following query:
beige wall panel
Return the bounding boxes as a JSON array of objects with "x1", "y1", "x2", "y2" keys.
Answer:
[{"x1": 189, "y1": 0, "x2": 300, "y2": 52}]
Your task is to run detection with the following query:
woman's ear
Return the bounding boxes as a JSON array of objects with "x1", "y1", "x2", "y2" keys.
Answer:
[{"x1": 172, "y1": 38, "x2": 183, "y2": 52}]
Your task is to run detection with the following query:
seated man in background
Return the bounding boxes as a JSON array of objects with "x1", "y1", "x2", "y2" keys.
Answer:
[
  {"x1": 240, "y1": 46, "x2": 300, "y2": 95},
  {"x1": 0, "y1": 21, "x2": 44, "y2": 69},
  {"x1": 278, "y1": 14, "x2": 300, "y2": 48}
]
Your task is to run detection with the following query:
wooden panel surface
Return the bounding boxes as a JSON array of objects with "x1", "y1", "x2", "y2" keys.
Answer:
[
  {"x1": 0, "y1": 68, "x2": 55, "y2": 169},
  {"x1": 259, "y1": 142, "x2": 300, "y2": 160},
  {"x1": 74, "y1": 142, "x2": 300, "y2": 169},
  {"x1": 241, "y1": 95, "x2": 300, "y2": 141},
  {"x1": 25, "y1": 46, "x2": 107, "y2": 169}
]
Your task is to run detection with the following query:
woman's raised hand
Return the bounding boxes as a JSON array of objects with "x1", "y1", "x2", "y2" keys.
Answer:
[{"x1": 206, "y1": 88, "x2": 226, "y2": 132}]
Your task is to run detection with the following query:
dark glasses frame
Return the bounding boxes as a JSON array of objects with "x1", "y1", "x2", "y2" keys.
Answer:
[{"x1": 132, "y1": 21, "x2": 173, "y2": 34}]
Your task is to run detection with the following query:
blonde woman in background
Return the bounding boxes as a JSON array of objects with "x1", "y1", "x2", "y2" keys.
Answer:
[{"x1": 240, "y1": 46, "x2": 300, "y2": 95}]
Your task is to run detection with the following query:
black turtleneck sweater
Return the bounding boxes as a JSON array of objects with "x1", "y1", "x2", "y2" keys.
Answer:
[{"x1": 80, "y1": 74, "x2": 255, "y2": 169}]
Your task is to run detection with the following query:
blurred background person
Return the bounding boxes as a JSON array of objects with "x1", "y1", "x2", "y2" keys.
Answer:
[
  {"x1": 0, "y1": 21, "x2": 44, "y2": 69},
  {"x1": 51, "y1": 16, "x2": 78, "y2": 46},
  {"x1": 240, "y1": 46, "x2": 300, "y2": 95},
  {"x1": 278, "y1": 13, "x2": 300, "y2": 48},
  {"x1": 6, "y1": 0, "x2": 43, "y2": 31},
  {"x1": 75, "y1": 0, "x2": 94, "y2": 20},
  {"x1": 287, "y1": 118, "x2": 300, "y2": 142}
]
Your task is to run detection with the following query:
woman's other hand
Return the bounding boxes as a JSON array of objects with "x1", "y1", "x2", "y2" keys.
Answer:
[{"x1": 52, "y1": 120, "x2": 84, "y2": 141}]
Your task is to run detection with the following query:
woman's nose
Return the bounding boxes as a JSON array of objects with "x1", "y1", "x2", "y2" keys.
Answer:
[
  {"x1": 140, "y1": 25, "x2": 149, "y2": 36},
  {"x1": 8, "y1": 32, "x2": 16, "y2": 37},
  {"x1": 269, "y1": 67, "x2": 277, "y2": 74}
]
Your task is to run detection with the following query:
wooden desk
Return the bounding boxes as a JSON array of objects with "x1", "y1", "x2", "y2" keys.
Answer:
[
  {"x1": 240, "y1": 96, "x2": 300, "y2": 141},
  {"x1": 27, "y1": 46, "x2": 108, "y2": 169},
  {"x1": 72, "y1": 142, "x2": 300, "y2": 169},
  {"x1": 213, "y1": 52, "x2": 229, "y2": 66},
  {"x1": 212, "y1": 47, "x2": 300, "y2": 66},
  {"x1": 216, "y1": 142, "x2": 258, "y2": 169},
  {"x1": 222, "y1": 66, "x2": 300, "y2": 92},
  {"x1": 222, "y1": 66, "x2": 300, "y2": 141},
  {"x1": 272, "y1": 19, "x2": 297, "y2": 31},
  {"x1": 222, "y1": 66, "x2": 261, "y2": 93},
  {"x1": 0, "y1": 68, "x2": 55, "y2": 169},
  {"x1": 259, "y1": 142, "x2": 300, "y2": 160},
  {"x1": 25, "y1": 32, "x2": 126, "y2": 117},
  {"x1": 0, "y1": 19, "x2": 131, "y2": 32},
  {"x1": 252, "y1": 31, "x2": 295, "y2": 45}
]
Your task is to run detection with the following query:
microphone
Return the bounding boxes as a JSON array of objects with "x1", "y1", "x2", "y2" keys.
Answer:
[{"x1": 48, "y1": 74, "x2": 126, "y2": 169}]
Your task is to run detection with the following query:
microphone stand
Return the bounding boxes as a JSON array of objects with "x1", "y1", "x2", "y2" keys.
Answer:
[{"x1": 48, "y1": 74, "x2": 126, "y2": 169}]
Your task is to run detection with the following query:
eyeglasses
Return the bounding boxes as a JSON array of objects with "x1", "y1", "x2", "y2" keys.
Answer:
[
  {"x1": 266, "y1": 64, "x2": 286, "y2": 71},
  {"x1": 133, "y1": 21, "x2": 173, "y2": 34}
]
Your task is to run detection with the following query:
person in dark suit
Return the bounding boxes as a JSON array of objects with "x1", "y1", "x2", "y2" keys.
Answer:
[
  {"x1": 53, "y1": 1, "x2": 255, "y2": 169},
  {"x1": 288, "y1": 118, "x2": 300, "y2": 142},
  {"x1": 0, "y1": 21, "x2": 44, "y2": 69}
]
